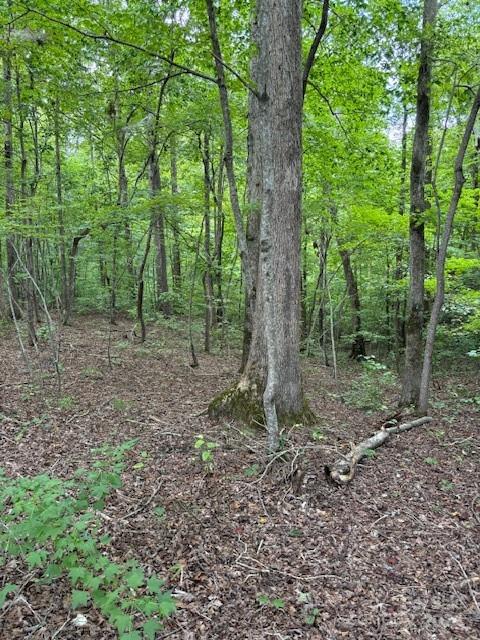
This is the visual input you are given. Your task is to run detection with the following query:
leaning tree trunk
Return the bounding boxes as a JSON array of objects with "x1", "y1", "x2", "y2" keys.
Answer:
[
  {"x1": 418, "y1": 86, "x2": 480, "y2": 414},
  {"x1": 209, "y1": 0, "x2": 312, "y2": 445},
  {"x1": 401, "y1": 0, "x2": 438, "y2": 408}
]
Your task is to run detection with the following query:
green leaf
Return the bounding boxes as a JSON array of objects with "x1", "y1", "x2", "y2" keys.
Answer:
[
  {"x1": 0, "y1": 584, "x2": 17, "y2": 607},
  {"x1": 119, "y1": 632, "x2": 141, "y2": 640},
  {"x1": 72, "y1": 590, "x2": 90, "y2": 609},
  {"x1": 126, "y1": 567, "x2": 144, "y2": 589},
  {"x1": 157, "y1": 594, "x2": 176, "y2": 617},
  {"x1": 143, "y1": 619, "x2": 162, "y2": 640},
  {"x1": 146, "y1": 576, "x2": 164, "y2": 594},
  {"x1": 272, "y1": 598, "x2": 285, "y2": 609}
]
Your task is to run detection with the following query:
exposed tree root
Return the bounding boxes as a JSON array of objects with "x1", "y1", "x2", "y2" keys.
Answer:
[{"x1": 325, "y1": 416, "x2": 433, "y2": 485}]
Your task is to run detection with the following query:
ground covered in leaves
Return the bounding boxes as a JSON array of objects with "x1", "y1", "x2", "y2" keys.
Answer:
[{"x1": 1, "y1": 315, "x2": 479, "y2": 639}]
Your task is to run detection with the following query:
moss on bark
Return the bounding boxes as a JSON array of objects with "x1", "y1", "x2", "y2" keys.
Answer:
[{"x1": 208, "y1": 382, "x2": 316, "y2": 429}]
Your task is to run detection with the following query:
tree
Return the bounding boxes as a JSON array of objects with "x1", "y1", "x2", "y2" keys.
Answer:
[{"x1": 400, "y1": 0, "x2": 438, "y2": 408}]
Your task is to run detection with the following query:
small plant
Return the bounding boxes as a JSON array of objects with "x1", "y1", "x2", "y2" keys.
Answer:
[
  {"x1": 58, "y1": 395, "x2": 75, "y2": 410},
  {"x1": 439, "y1": 479, "x2": 455, "y2": 491},
  {"x1": 305, "y1": 607, "x2": 320, "y2": 626},
  {"x1": 194, "y1": 435, "x2": 218, "y2": 472},
  {"x1": 424, "y1": 457, "x2": 438, "y2": 466},
  {"x1": 112, "y1": 398, "x2": 130, "y2": 413},
  {"x1": 311, "y1": 429, "x2": 324, "y2": 442},
  {"x1": 0, "y1": 440, "x2": 175, "y2": 639},
  {"x1": 244, "y1": 464, "x2": 260, "y2": 477},
  {"x1": 81, "y1": 366, "x2": 104, "y2": 380},
  {"x1": 256, "y1": 594, "x2": 285, "y2": 610}
]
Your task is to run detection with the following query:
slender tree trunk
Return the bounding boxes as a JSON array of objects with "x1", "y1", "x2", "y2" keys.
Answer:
[
  {"x1": 137, "y1": 224, "x2": 153, "y2": 343},
  {"x1": 3, "y1": 44, "x2": 20, "y2": 317},
  {"x1": 418, "y1": 86, "x2": 480, "y2": 414},
  {"x1": 201, "y1": 131, "x2": 215, "y2": 352},
  {"x1": 400, "y1": 0, "x2": 438, "y2": 407},
  {"x1": 15, "y1": 67, "x2": 37, "y2": 343},
  {"x1": 394, "y1": 102, "x2": 408, "y2": 363},
  {"x1": 213, "y1": 147, "x2": 225, "y2": 324},
  {"x1": 339, "y1": 248, "x2": 366, "y2": 358},
  {"x1": 54, "y1": 102, "x2": 69, "y2": 320},
  {"x1": 149, "y1": 154, "x2": 171, "y2": 317},
  {"x1": 169, "y1": 135, "x2": 182, "y2": 291}
]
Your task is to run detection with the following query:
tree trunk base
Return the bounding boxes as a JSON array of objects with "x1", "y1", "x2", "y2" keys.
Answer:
[{"x1": 208, "y1": 381, "x2": 316, "y2": 429}]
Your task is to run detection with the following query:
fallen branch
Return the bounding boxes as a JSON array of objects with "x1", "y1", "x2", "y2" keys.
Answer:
[{"x1": 325, "y1": 416, "x2": 433, "y2": 485}]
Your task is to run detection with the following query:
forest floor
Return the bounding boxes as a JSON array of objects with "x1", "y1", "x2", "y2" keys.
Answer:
[{"x1": 0, "y1": 315, "x2": 479, "y2": 640}]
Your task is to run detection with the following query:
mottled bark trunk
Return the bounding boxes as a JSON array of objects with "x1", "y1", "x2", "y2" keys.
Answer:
[
  {"x1": 240, "y1": 32, "x2": 263, "y2": 373},
  {"x1": 401, "y1": 0, "x2": 437, "y2": 408},
  {"x1": 210, "y1": 0, "x2": 311, "y2": 438},
  {"x1": 213, "y1": 149, "x2": 225, "y2": 324}
]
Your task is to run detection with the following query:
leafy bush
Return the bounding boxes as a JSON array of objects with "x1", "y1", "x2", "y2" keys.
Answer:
[{"x1": 0, "y1": 440, "x2": 175, "y2": 639}]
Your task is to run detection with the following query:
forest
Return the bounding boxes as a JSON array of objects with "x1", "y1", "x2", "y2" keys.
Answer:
[{"x1": 0, "y1": 0, "x2": 479, "y2": 638}]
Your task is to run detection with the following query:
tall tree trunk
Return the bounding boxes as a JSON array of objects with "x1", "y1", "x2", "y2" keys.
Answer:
[
  {"x1": 210, "y1": 0, "x2": 312, "y2": 442},
  {"x1": 3, "y1": 43, "x2": 20, "y2": 317},
  {"x1": 201, "y1": 131, "x2": 215, "y2": 353},
  {"x1": 137, "y1": 224, "x2": 153, "y2": 343},
  {"x1": 213, "y1": 146, "x2": 225, "y2": 324},
  {"x1": 400, "y1": 0, "x2": 438, "y2": 408},
  {"x1": 418, "y1": 86, "x2": 480, "y2": 414},
  {"x1": 169, "y1": 135, "x2": 182, "y2": 291},
  {"x1": 15, "y1": 66, "x2": 37, "y2": 343},
  {"x1": 54, "y1": 102, "x2": 69, "y2": 321},
  {"x1": 339, "y1": 248, "x2": 366, "y2": 359},
  {"x1": 150, "y1": 154, "x2": 171, "y2": 317},
  {"x1": 393, "y1": 102, "x2": 408, "y2": 363}
]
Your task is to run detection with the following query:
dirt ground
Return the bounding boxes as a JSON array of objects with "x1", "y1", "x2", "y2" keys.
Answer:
[{"x1": 0, "y1": 315, "x2": 479, "y2": 639}]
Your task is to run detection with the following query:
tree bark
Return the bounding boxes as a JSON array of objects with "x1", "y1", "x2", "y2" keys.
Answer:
[
  {"x1": 209, "y1": 0, "x2": 312, "y2": 441},
  {"x1": 339, "y1": 248, "x2": 366, "y2": 359},
  {"x1": 169, "y1": 135, "x2": 182, "y2": 291},
  {"x1": 150, "y1": 154, "x2": 171, "y2": 317},
  {"x1": 418, "y1": 86, "x2": 480, "y2": 414},
  {"x1": 400, "y1": 0, "x2": 438, "y2": 408},
  {"x1": 54, "y1": 101, "x2": 69, "y2": 321}
]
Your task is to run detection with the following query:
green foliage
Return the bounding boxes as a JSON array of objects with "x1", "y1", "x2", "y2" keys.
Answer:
[
  {"x1": 0, "y1": 441, "x2": 175, "y2": 638},
  {"x1": 194, "y1": 435, "x2": 218, "y2": 472},
  {"x1": 256, "y1": 594, "x2": 285, "y2": 610},
  {"x1": 344, "y1": 358, "x2": 396, "y2": 412}
]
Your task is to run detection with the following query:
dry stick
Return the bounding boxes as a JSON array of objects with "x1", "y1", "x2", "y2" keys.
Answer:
[{"x1": 326, "y1": 416, "x2": 433, "y2": 485}]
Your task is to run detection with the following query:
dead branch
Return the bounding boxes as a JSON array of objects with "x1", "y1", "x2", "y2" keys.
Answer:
[{"x1": 325, "y1": 416, "x2": 433, "y2": 485}]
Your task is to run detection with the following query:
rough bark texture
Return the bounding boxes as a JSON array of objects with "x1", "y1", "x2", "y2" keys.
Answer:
[
  {"x1": 418, "y1": 86, "x2": 480, "y2": 414},
  {"x1": 210, "y1": 0, "x2": 313, "y2": 436},
  {"x1": 401, "y1": 0, "x2": 438, "y2": 408}
]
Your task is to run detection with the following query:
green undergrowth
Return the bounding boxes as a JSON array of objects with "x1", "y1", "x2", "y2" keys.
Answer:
[{"x1": 0, "y1": 440, "x2": 175, "y2": 639}]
